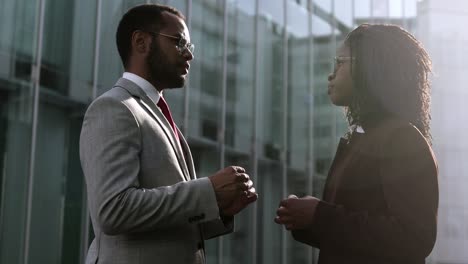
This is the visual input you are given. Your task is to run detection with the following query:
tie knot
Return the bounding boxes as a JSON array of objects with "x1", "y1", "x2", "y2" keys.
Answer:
[
  {"x1": 157, "y1": 96, "x2": 179, "y2": 141},
  {"x1": 157, "y1": 96, "x2": 168, "y2": 109}
]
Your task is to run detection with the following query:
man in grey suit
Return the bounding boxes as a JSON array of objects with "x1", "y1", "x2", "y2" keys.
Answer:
[{"x1": 80, "y1": 4, "x2": 258, "y2": 264}]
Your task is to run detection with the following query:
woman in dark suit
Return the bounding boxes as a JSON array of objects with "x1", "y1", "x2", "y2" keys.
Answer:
[{"x1": 275, "y1": 24, "x2": 438, "y2": 264}]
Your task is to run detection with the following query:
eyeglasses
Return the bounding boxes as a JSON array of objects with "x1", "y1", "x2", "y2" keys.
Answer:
[
  {"x1": 145, "y1": 31, "x2": 195, "y2": 55},
  {"x1": 333, "y1": 56, "x2": 354, "y2": 71}
]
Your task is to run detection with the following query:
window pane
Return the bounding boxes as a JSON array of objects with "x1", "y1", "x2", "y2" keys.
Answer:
[
  {"x1": 28, "y1": 103, "x2": 72, "y2": 264},
  {"x1": 257, "y1": 0, "x2": 284, "y2": 263},
  {"x1": 225, "y1": 0, "x2": 254, "y2": 155},
  {"x1": 257, "y1": 161, "x2": 282, "y2": 264},
  {"x1": 160, "y1": 0, "x2": 187, "y2": 125},
  {"x1": 97, "y1": 0, "x2": 146, "y2": 95},
  {"x1": 0, "y1": 0, "x2": 36, "y2": 263},
  {"x1": 24, "y1": 1, "x2": 97, "y2": 262},
  {"x1": 189, "y1": 143, "x2": 221, "y2": 262},
  {"x1": 286, "y1": 1, "x2": 312, "y2": 263},
  {"x1": 334, "y1": 0, "x2": 354, "y2": 28},
  {"x1": 219, "y1": 2, "x2": 256, "y2": 262},
  {"x1": 188, "y1": 0, "x2": 224, "y2": 142},
  {"x1": 222, "y1": 152, "x2": 253, "y2": 264}
]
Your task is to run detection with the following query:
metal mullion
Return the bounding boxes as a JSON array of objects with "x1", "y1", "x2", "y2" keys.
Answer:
[
  {"x1": 80, "y1": 0, "x2": 103, "y2": 262},
  {"x1": 330, "y1": 0, "x2": 338, "y2": 156},
  {"x1": 183, "y1": 0, "x2": 192, "y2": 136},
  {"x1": 307, "y1": 1, "x2": 315, "y2": 262},
  {"x1": 281, "y1": 1, "x2": 289, "y2": 264},
  {"x1": 217, "y1": 0, "x2": 229, "y2": 263},
  {"x1": 24, "y1": 0, "x2": 46, "y2": 263},
  {"x1": 251, "y1": 0, "x2": 260, "y2": 263},
  {"x1": 402, "y1": 0, "x2": 407, "y2": 29},
  {"x1": 91, "y1": 0, "x2": 102, "y2": 113},
  {"x1": 386, "y1": 0, "x2": 390, "y2": 23}
]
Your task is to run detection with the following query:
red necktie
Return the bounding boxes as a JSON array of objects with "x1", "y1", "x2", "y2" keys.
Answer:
[{"x1": 157, "y1": 96, "x2": 179, "y2": 141}]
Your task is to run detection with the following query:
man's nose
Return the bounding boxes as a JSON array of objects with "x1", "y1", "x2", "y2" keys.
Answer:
[
  {"x1": 328, "y1": 72, "x2": 335, "y2": 82},
  {"x1": 183, "y1": 49, "x2": 194, "y2": 61}
]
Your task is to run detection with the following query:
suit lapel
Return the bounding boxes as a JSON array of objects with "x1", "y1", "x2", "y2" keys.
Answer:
[
  {"x1": 176, "y1": 127, "x2": 197, "y2": 180},
  {"x1": 114, "y1": 78, "x2": 191, "y2": 182}
]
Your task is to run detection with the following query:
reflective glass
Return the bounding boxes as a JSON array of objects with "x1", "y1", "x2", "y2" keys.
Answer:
[
  {"x1": 0, "y1": 0, "x2": 36, "y2": 263},
  {"x1": 219, "y1": 2, "x2": 256, "y2": 262},
  {"x1": 311, "y1": 8, "x2": 335, "y2": 201},
  {"x1": 188, "y1": 0, "x2": 225, "y2": 261},
  {"x1": 389, "y1": 0, "x2": 404, "y2": 18},
  {"x1": 27, "y1": 1, "x2": 97, "y2": 263},
  {"x1": 97, "y1": 0, "x2": 145, "y2": 95},
  {"x1": 286, "y1": 1, "x2": 313, "y2": 263},
  {"x1": 160, "y1": 0, "x2": 187, "y2": 127},
  {"x1": 257, "y1": 0, "x2": 285, "y2": 263},
  {"x1": 257, "y1": 161, "x2": 282, "y2": 264},
  {"x1": 189, "y1": 145, "x2": 221, "y2": 262},
  {"x1": 334, "y1": 0, "x2": 354, "y2": 28},
  {"x1": 2, "y1": 1, "x2": 465, "y2": 264},
  {"x1": 188, "y1": 0, "x2": 224, "y2": 142}
]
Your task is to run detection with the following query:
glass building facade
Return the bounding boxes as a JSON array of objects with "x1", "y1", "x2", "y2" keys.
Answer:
[{"x1": 0, "y1": 0, "x2": 422, "y2": 264}]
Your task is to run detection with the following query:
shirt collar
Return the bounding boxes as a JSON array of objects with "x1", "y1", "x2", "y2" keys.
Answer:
[
  {"x1": 350, "y1": 124, "x2": 365, "y2": 134},
  {"x1": 122, "y1": 72, "x2": 162, "y2": 106},
  {"x1": 356, "y1": 125, "x2": 365, "y2": 133}
]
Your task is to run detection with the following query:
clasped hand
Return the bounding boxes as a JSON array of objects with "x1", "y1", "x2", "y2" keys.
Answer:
[
  {"x1": 274, "y1": 195, "x2": 320, "y2": 230},
  {"x1": 209, "y1": 166, "x2": 258, "y2": 216}
]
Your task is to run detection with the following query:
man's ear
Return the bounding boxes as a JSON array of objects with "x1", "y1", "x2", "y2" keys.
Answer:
[{"x1": 132, "y1": 31, "x2": 151, "y2": 55}]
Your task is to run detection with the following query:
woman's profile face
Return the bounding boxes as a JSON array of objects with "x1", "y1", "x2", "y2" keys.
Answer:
[{"x1": 328, "y1": 44, "x2": 353, "y2": 106}]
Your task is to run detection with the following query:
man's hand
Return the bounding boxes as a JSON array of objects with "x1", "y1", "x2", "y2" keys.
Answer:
[
  {"x1": 220, "y1": 187, "x2": 258, "y2": 216},
  {"x1": 208, "y1": 166, "x2": 254, "y2": 209},
  {"x1": 274, "y1": 195, "x2": 320, "y2": 230}
]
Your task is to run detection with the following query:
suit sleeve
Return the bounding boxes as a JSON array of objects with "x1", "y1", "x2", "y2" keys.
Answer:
[
  {"x1": 201, "y1": 215, "x2": 234, "y2": 240},
  {"x1": 296, "y1": 125, "x2": 439, "y2": 259},
  {"x1": 80, "y1": 95, "x2": 221, "y2": 235}
]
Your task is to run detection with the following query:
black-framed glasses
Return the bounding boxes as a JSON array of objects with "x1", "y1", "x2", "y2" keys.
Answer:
[
  {"x1": 145, "y1": 31, "x2": 195, "y2": 55},
  {"x1": 333, "y1": 56, "x2": 354, "y2": 71}
]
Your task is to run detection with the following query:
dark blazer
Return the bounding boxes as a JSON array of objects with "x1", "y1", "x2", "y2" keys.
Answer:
[{"x1": 292, "y1": 119, "x2": 439, "y2": 264}]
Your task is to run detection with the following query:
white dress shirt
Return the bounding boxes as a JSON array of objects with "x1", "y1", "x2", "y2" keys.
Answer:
[{"x1": 122, "y1": 72, "x2": 162, "y2": 107}]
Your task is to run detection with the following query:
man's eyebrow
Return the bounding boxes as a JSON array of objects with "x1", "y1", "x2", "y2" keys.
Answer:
[{"x1": 171, "y1": 32, "x2": 184, "y2": 38}]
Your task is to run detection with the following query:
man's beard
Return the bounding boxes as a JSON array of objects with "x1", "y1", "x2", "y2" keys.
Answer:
[{"x1": 147, "y1": 44, "x2": 186, "y2": 89}]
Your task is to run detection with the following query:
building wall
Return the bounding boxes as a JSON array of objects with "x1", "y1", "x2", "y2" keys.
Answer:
[
  {"x1": 417, "y1": 0, "x2": 468, "y2": 263},
  {"x1": 0, "y1": 0, "x2": 420, "y2": 264}
]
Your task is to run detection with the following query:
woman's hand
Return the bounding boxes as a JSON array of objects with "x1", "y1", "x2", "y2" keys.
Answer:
[{"x1": 274, "y1": 195, "x2": 320, "y2": 230}]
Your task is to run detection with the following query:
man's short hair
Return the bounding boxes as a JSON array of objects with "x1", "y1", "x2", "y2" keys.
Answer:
[{"x1": 116, "y1": 4, "x2": 185, "y2": 68}]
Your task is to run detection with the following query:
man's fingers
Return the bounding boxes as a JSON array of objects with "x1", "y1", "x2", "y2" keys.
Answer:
[
  {"x1": 245, "y1": 192, "x2": 258, "y2": 203},
  {"x1": 279, "y1": 199, "x2": 289, "y2": 207},
  {"x1": 238, "y1": 181, "x2": 249, "y2": 191},
  {"x1": 274, "y1": 216, "x2": 291, "y2": 225},
  {"x1": 276, "y1": 206, "x2": 289, "y2": 216},
  {"x1": 240, "y1": 188, "x2": 258, "y2": 203},
  {"x1": 230, "y1": 166, "x2": 245, "y2": 173},
  {"x1": 247, "y1": 187, "x2": 256, "y2": 195},
  {"x1": 246, "y1": 180, "x2": 253, "y2": 189},
  {"x1": 288, "y1": 194, "x2": 298, "y2": 199},
  {"x1": 235, "y1": 173, "x2": 250, "y2": 182},
  {"x1": 239, "y1": 180, "x2": 253, "y2": 191},
  {"x1": 274, "y1": 216, "x2": 282, "y2": 224}
]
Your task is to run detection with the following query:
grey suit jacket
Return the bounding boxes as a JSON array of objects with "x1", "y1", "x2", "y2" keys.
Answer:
[{"x1": 80, "y1": 78, "x2": 233, "y2": 264}]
